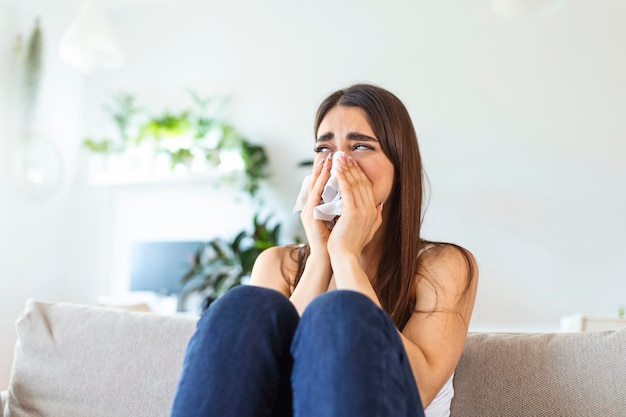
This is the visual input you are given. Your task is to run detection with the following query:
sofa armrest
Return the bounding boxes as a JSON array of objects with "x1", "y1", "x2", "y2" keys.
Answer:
[{"x1": 6, "y1": 299, "x2": 198, "y2": 417}]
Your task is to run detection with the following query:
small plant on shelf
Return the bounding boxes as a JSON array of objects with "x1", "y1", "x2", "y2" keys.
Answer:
[{"x1": 83, "y1": 91, "x2": 269, "y2": 196}]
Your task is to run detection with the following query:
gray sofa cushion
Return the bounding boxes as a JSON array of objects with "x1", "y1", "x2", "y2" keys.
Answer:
[
  {"x1": 5, "y1": 299, "x2": 626, "y2": 417},
  {"x1": 451, "y1": 330, "x2": 626, "y2": 417},
  {"x1": 5, "y1": 299, "x2": 198, "y2": 417}
]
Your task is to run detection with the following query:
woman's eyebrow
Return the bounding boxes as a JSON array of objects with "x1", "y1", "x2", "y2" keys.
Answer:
[
  {"x1": 316, "y1": 132, "x2": 334, "y2": 142},
  {"x1": 347, "y1": 132, "x2": 378, "y2": 142},
  {"x1": 316, "y1": 132, "x2": 379, "y2": 142}
]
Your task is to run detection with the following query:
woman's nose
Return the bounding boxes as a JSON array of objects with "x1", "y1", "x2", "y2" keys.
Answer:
[{"x1": 333, "y1": 147, "x2": 352, "y2": 157}]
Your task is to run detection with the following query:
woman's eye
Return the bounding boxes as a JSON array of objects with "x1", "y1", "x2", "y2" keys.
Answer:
[
  {"x1": 353, "y1": 144, "x2": 374, "y2": 151},
  {"x1": 314, "y1": 146, "x2": 331, "y2": 153}
]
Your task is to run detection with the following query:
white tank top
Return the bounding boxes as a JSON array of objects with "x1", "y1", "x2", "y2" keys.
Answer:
[
  {"x1": 424, "y1": 374, "x2": 454, "y2": 417},
  {"x1": 418, "y1": 244, "x2": 455, "y2": 417}
]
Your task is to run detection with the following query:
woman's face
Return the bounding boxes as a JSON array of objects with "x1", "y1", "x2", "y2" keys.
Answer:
[{"x1": 315, "y1": 105, "x2": 395, "y2": 206}]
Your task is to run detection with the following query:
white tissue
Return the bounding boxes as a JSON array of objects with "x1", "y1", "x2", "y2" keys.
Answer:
[{"x1": 293, "y1": 151, "x2": 344, "y2": 226}]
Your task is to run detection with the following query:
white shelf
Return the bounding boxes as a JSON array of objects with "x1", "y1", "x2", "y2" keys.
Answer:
[
  {"x1": 84, "y1": 151, "x2": 245, "y2": 187},
  {"x1": 88, "y1": 169, "x2": 223, "y2": 187}
]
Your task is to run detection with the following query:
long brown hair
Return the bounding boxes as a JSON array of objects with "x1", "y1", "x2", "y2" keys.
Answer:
[{"x1": 285, "y1": 84, "x2": 473, "y2": 330}]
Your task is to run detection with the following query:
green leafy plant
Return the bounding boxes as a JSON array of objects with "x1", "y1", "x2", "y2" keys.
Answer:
[
  {"x1": 179, "y1": 214, "x2": 281, "y2": 311},
  {"x1": 218, "y1": 135, "x2": 270, "y2": 195},
  {"x1": 142, "y1": 111, "x2": 191, "y2": 141},
  {"x1": 82, "y1": 91, "x2": 269, "y2": 196},
  {"x1": 19, "y1": 18, "x2": 43, "y2": 131},
  {"x1": 83, "y1": 138, "x2": 116, "y2": 153}
]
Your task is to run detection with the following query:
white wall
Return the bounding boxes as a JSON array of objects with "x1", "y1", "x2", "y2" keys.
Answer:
[
  {"x1": 1, "y1": 0, "x2": 626, "y2": 386},
  {"x1": 0, "y1": 2, "x2": 82, "y2": 388}
]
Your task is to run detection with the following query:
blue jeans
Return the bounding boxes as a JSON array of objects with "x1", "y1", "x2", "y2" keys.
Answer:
[{"x1": 170, "y1": 285, "x2": 425, "y2": 417}]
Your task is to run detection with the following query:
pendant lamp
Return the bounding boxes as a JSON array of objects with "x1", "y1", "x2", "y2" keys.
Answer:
[{"x1": 58, "y1": 0, "x2": 124, "y2": 73}]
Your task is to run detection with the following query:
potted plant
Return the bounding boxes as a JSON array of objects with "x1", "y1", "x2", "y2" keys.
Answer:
[
  {"x1": 178, "y1": 213, "x2": 281, "y2": 312},
  {"x1": 82, "y1": 91, "x2": 269, "y2": 196}
]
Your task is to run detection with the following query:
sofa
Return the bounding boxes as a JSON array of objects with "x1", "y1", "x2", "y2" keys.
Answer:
[{"x1": 2, "y1": 299, "x2": 625, "y2": 417}]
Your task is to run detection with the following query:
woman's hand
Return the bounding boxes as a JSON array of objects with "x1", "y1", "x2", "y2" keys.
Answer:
[
  {"x1": 327, "y1": 154, "x2": 383, "y2": 259},
  {"x1": 290, "y1": 153, "x2": 335, "y2": 313},
  {"x1": 300, "y1": 153, "x2": 333, "y2": 257}
]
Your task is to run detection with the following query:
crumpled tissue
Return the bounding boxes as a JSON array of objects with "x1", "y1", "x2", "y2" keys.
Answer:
[{"x1": 293, "y1": 151, "x2": 344, "y2": 227}]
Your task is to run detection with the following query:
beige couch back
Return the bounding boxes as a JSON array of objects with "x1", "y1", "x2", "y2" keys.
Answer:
[
  {"x1": 451, "y1": 331, "x2": 626, "y2": 417},
  {"x1": 3, "y1": 299, "x2": 626, "y2": 417}
]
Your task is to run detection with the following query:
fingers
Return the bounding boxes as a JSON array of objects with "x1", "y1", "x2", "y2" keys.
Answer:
[
  {"x1": 301, "y1": 155, "x2": 333, "y2": 253},
  {"x1": 336, "y1": 154, "x2": 376, "y2": 209},
  {"x1": 337, "y1": 154, "x2": 383, "y2": 237},
  {"x1": 327, "y1": 156, "x2": 383, "y2": 255},
  {"x1": 310, "y1": 153, "x2": 332, "y2": 194}
]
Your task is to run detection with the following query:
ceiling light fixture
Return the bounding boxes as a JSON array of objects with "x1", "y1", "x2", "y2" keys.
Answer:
[{"x1": 58, "y1": 0, "x2": 124, "y2": 73}]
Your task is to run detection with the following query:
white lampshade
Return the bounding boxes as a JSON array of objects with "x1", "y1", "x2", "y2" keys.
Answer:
[
  {"x1": 58, "y1": 0, "x2": 124, "y2": 73},
  {"x1": 492, "y1": 0, "x2": 569, "y2": 18}
]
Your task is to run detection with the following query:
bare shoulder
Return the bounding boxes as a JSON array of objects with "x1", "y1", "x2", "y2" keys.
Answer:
[
  {"x1": 401, "y1": 243, "x2": 478, "y2": 406},
  {"x1": 249, "y1": 244, "x2": 301, "y2": 297},
  {"x1": 417, "y1": 243, "x2": 479, "y2": 302}
]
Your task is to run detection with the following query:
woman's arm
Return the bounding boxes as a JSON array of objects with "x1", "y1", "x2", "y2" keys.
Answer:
[
  {"x1": 251, "y1": 153, "x2": 335, "y2": 314},
  {"x1": 249, "y1": 246, "x2": 292, "y2": 297},
  {"x1": 326, "y1": 155, "x2": 479, "y2": 408},
  {"x1": 288, "y1": 252, "x2": 332, "y2": 315},
  {"x1": 326, "y1": 154, "x2": 384, "y2": 304},
  {"x1": 249, "y1": 246, "x2": 333, "y2": 316},
  {"x1": 400, "y1": 245, "x2": 478, "y2": 408}
]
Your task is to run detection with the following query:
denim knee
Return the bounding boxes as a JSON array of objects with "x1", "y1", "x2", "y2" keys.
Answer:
[
  {"x1": 301, "y1": 290, "x2": 387, "y2": 329},
  {"x1": 293, "y1": 290, "x2": 396, "y2": 354},
  {"x1": 200, "y1": 285, "x2": 299, "y2": 335},
  {"x1": 291, "y1": 291, "x2": 413, "y2": 417},
  {"x1": 173, "y1": 285, "x2": 299, "y2": 417}
]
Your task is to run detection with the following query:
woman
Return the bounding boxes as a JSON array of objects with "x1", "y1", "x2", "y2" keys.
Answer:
[{"x1": 170, "y1": 84, "x2": 478, "y2": 417}]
